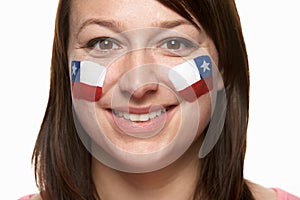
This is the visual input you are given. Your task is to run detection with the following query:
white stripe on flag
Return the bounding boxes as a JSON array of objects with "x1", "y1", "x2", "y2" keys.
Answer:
[
  {"x1": 80, "y1": 61, "x2": 106, "y2": 87},
  {"x1": 168, "y1": 59, "x2": 201, "y2": 91}
]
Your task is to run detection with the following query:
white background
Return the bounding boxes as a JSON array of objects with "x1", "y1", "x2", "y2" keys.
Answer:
[{"x1": 0, "y1": 1, "x2": 299, "y2": 199}]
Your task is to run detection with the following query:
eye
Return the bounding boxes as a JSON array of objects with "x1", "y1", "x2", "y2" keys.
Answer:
[
  {"x1": 165, "y1": 40, "x2": 181, "y2": 50},
  {"x1": 158, "y1": 37, "x2": 198, "y2": 56},
  {"x1": 83, "y1": 37, "x2": 124, "y2": 58},
  {"x1": 85, "y1": 37, "x2": 121, "y2": 50}
]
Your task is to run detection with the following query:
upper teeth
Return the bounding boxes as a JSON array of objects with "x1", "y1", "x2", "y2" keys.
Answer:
[{"x1": 112, "y1": 108, "x2": 166, "y2": 122}]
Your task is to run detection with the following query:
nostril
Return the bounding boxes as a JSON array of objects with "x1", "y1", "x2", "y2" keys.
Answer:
[{"x1": 129, "y1": 83, "x2": 159, "y2": 99}]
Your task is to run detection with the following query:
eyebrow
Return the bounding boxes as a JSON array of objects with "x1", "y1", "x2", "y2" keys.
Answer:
[
  {"x1": 153, "y1": 19, "x2": 193, "y2": 29},
  {"x1": 78, "y1": 18, "x2": 194, "y2": 34},
  {"x1": 78, "y1": 18, "x2": 124, "y2": 33}
]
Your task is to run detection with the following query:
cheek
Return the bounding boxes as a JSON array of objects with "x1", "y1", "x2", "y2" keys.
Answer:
[
  {"x1": 195, "y1": 93, "x2": 212, "y2": 138},
  {"x1": 101, "y1": 66, "x2": 122, "y2": 94}
]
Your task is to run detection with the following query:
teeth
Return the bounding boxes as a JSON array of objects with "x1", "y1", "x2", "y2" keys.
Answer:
[
  {"x1": 149, "y1": 111, "x2": 157, "y2": 119},
  {"x1": 112, "y1": 108, "x2": 167, "y2": 122},
  {"x1": 123, "y1": 112, "x2": 130, "y2": 120},
  {"x1": 129, "y1": 114, "x2": 139, "y2": 121},
  {"x1": 139, "y1": 114, "x2": 149, "y2": 121}
]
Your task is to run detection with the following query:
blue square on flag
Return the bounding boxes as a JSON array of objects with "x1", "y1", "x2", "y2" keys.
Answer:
[
  {"x1": 194, "y1": 55, "x2": 212, "y2": 79},
  {"x1": 71, "y1": 61, "x2": 81, "y2": 82}
]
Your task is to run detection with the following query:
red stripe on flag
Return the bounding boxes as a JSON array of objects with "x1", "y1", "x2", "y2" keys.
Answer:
[
  {"x1": 178, "y1": 77, "x2": 212, "y2": 102},
  {"x1": 72, "y1": 82, "x2": 102, "y2": 102}
]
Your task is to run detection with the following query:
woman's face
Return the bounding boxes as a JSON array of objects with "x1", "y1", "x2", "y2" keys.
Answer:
[{"x1": 68, "y1": 0, "x2": 220, "y2": 172}]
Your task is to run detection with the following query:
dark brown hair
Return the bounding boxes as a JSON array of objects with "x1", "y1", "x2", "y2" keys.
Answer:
[{"x1": 32, "y1": 0, "x2": 252, "y2": 199}]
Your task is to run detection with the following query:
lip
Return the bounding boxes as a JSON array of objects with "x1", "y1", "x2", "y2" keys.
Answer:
[
  {"x1": 110, "y1": 105, "x2": 173, "y2": 114},
  {"x1": 105, "y1": 105, "x2": 177, "y2": 138}
]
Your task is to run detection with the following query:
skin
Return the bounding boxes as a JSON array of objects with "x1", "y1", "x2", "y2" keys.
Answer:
[
  {"x1": 31, "y1": 0, "x2": 277, "y2": 199},
  {"x1": 68, "y1": 0, "x2": 215, "y2": 198},
  {"x1": 68, "y1": 0, "x2": 215, "y2": 156}
]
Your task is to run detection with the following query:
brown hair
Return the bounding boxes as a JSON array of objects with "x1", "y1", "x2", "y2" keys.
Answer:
[{"x1": 32, "y1": 0, "x2": 253, "y2": 199}]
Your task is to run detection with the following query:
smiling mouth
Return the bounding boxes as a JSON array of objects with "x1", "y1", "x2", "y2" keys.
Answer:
[
  {"x1": 112, "y1": 107, "x2": 167, "y2": 122},
  {"x1": 107, "y1": 105, "x2": 176, "y2": 138}
]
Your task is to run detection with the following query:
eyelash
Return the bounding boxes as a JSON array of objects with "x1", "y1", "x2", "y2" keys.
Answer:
[
  {"x1": 157, "y1": 37, "x2": 198, "y2": 56},
  {"x1": 82, "y1": 36, "x2": 198, "y2": 57},
  {"x1": 159, "y1": 37, "x2": 196, "y2": 49},
  {"x1": 84, "y1": 37, "x2": 121, "y2": 50}
]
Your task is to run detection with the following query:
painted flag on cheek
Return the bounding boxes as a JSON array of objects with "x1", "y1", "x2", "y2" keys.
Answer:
[
  {"x1": 71, "y1": 60, "x2": 107, "y2": 102},
  {"x1": 168, "y1": 55, "x2": 213, "y2": 102}
]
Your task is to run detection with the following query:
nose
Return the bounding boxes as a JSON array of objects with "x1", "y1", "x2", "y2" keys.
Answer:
[{"x1": 118, "y1": 50, "x2": 159, "y2": 99}]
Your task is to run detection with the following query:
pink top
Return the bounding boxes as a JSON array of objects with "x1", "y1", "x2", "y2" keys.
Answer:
[
  {"x1": 19, "y1": 189, "x2": 300, "y2": 200},
  {"x1": 18, "y1": 194, "x2": 34, "y2": 200},
  {"x1": 273, "y1": 188, "x2": 300, "y2": 200}
]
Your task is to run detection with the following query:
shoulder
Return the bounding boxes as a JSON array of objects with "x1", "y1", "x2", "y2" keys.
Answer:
[{"x1": 247, "y1": 181, "x2": 277, "y2": 200}]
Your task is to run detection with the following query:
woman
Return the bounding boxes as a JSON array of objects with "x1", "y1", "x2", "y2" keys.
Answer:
[{"x1": 20, "y1": 0, "x2": 300, "y2": 199}]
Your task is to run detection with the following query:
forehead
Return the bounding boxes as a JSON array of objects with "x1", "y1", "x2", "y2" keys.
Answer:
[{"x1": 70, "y1": 0, "x2": 190, "y2": 30}]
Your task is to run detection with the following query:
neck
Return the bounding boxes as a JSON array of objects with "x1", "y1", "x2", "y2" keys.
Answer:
[{"x1": 92, "y1": 139, "x2": 201, "y2": 200}]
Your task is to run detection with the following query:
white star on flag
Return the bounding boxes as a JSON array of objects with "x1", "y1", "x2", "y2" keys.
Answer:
[
  {"x1": 72, "y1": 63, "x2": 77, "y2": 76},
  {"x1": 200, "y1": 60, "x2": 210, "y2": 73}
]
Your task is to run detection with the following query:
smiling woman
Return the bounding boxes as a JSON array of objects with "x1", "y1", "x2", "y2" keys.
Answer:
[{"x1": 18, "y1": 0, "x2": 300, "y2": 200}]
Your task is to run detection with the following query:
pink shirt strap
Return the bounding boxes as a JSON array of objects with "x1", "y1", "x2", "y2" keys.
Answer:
[
  {"x1": 19, "y1": 190, "x2": 300, "y2": 200},
  {"x1": 18, "y1": 194, "x2": 34, "y2": 200},
  {"x1": 273, "y1": 188, "x2": 300, "y2": 200}
]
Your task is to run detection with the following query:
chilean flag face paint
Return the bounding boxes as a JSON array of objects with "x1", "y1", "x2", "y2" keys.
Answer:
[
  {"x1": 71, "y1": 60, "x2": 107, "y2": 102},
  {"x1": 168, "y1": 55, "x2": 213, "y2": 102}
]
